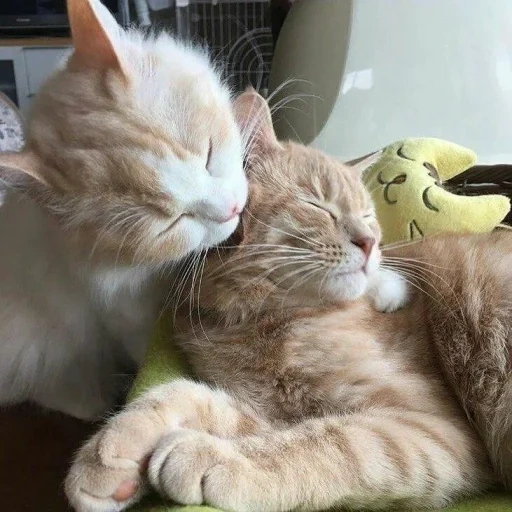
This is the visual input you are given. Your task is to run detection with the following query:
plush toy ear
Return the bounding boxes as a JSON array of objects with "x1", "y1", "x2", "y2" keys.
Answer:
[
  {"x1": 233, "y1": 88, "x2": 281, "y2": 155},
  {"x1": 0, "y1": 151, "x2": 47, "y2": 188},
  {"x1": 345, "y1": 150, "x2": 382, "y2": 177},
  {"x1": 392, "y1": 138, "x2": 477, "y2": 181},
  {"x1": 66, "y1": 0, "x2": 124, "y2": 74}
]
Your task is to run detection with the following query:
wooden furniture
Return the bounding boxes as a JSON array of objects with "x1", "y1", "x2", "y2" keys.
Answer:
[
  {"x1": 0, "y1": 38, "x2": 72, "y2": 115},
  {"x1": 0, "y1": 405, "x2": 96, "y2": 512}
]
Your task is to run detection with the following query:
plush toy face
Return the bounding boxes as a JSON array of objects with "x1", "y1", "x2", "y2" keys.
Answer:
[{"x1": 364, "y1": 138, "x2": 510, "y2": 246}]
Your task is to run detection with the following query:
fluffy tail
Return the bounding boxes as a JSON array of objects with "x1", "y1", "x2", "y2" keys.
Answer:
[
  {"x1": 397, "y1": 231, "x2": 512, "y2": 487},
  {"x1": 425, "y1": 234, "x2": 512, "y2": 487}
]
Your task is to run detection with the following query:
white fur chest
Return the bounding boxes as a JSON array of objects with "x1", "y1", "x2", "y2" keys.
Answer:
[
  {"x1": 89, "y1": 265, "x2": 165, "y2": 364},
  {"x1": 0, "y1": 192, "x2": 165, "y2": 418}
]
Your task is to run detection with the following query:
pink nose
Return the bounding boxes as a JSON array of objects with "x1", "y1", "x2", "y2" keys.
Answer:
[
  {"x1": 352, "y1": 236, "x2": 375, "y2": 261},
  {"x1": 223, "y1": 204, "x2": 241, "y2": 223}
]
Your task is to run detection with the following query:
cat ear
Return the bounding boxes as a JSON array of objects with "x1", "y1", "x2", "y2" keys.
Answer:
[
  {"x1": 0, "y1": 151, "x2": 47, "y2": 188},
  {"x1": 233, "y1": 88, "x2": 280, "y2": 154},
  {"x1": 66, "y1": 0, "x2": 124, "y2": 74}
]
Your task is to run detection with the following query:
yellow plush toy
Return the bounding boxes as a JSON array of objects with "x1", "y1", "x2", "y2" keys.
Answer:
[{"x1": 364, "y1": 138, "x2": 511, "y2": 245}]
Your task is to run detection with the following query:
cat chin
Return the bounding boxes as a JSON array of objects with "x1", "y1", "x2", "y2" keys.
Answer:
[
  {"x1": 201, "y1": 215, "x2": 240, "y2": 248},
  {"x1": 322, "y1": 270, "x2": 369, "y2": 302},
  {"x1": 174, "y1": 215, "x2": 240, "y2": 257}
]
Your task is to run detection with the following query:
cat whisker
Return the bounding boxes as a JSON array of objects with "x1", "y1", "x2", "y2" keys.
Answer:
[
  {"x1": 382, "y1": 260, "x2": 467, "y2": 324},
  {"x1": 208, "y1": 251, "x2": 319, "y2": 279},
  {"x1": 382, "y1": 259, "x2": 462, "y2": 303},
  {"x1": 182, "y1": 252, "x2": 202, "y2": 331},
  {"x1": 184, "y1": 251, "x2": 204, "y2": 326},
  {"x1": 381, "y1": 263, "x2": 462, "y2": 320},
  {"x1": 254, "y1": 262, "x2": 324, "y2": 319},
  {"x1": 265, "y1": 78, "x2": 315, "y2": 105},
  {"x1": 217, "y1": 247, "x2": 316, "y2": 263},
  {"x1": 218, "y1": 246, "x2": 315, "y2": 261},
  {"x1": 269, "y1": 98, "x2": 308, "y2": 123},
  {"x1": 166, "y1": 255, "x2": 200, "y2": 322},
  {"x1": 215, "y1": 245, "x2": 225, "y2": 267},
  {"x1": 383, "y1": 256, "x2": 452, "y2": 271},
  {"x1": 188, "y1": 251, "x2": 204, "y2": 309},
  {"x1": 214, "y1": 255, "x2": 320, "y2": 279},
  {"x1": 269, "y1": 94, "x2": 308, "y2": 114},
  {"x1": 381, "y1": 238, "x2": 425, "y2": 252},
  {"x1": 89, "y1": 210, "x2": 135, "y2": 260},
  {"x1": 114, "y1": 216, "x2": 147, "y2": 269},
  {"x1": 269, "y1": 92, "x2": 322, "y2": 118},
  {"x1": 172, "y1": 260, "x2": 198, "y2": 317},
  {"x1": 317, "y1": 267, "x2": 331, "y2": 299},
  {"x1": 220, "y1": 243, "x2": 313, "y2": 251},
  {"x1": 240, "y1": 81, "x2": 313, "y2": 154},
  {"x1": 245, "y1": 209, "x2": 323, "y2": 248},
  {"x1": 383, "y1": 259, "x2": 457, "y2": 291},
  {"x1": 221, "y1": 252, "x2": 318, "y2": 275},
  {"x1": 279, "y1": 265, "x2": 324, "y2": 312},
  {"x1": 241, "y1": 258, "x2": 321, "y2": 290},
  {"x1": 89, "y1": 208, "x2": 145, "y2": 260},
  {"x1": 380, "y1": 264, "x2": 444, "y2": 309},
  {"x1": 188, "y1": 249, "x2": 211, "y2": 344},
  {"x1": 240, "y1": 85, "x2": 321, "y2": 162},
  {"x1": 280, "y1": 116, "x2": 305, "y2": 145},
  {"x1": 195, "y1": 249, "x2": 211, "y2": 343}
]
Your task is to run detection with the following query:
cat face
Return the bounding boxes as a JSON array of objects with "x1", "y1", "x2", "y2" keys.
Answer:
[
  {"x1": 221, "y1": 91, "x2": 382, "y2": 305},
  {"x1": 0, "y1": 0, "x2": 247, "y2": 266}
]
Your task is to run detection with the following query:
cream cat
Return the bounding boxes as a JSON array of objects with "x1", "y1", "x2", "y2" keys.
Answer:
[
  {"x1": 64, "y1": 91, "x2": 506, "y2": 512},
  {"x1": 0, "y1": 0, "x2": 247, "y2": 420}
]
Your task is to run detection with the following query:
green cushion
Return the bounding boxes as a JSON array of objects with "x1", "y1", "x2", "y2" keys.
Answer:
[
  {"x1": 133, "y1": 492, "x2": 512, "y2": 512},
  {"x1": 136, "y1": 500, "x2": 217, "y2": 512}
]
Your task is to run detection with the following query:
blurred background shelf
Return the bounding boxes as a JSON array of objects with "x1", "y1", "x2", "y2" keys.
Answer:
[{"x1": 0, "y1": 1, "x2": 277, "y2": 115}]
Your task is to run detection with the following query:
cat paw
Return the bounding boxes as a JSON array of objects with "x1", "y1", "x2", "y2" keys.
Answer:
[
  {"x1": 65, "y1": 433, "x2": 145, "y2": 511},
  {"x1": 148, "y1": 430, "x2": 259, "y2": 512},
  {"x1": 368, "y1": 269, "x2": 409, "y2": 313},
  {"x1": 65, "y1": 410, "x2": 161, "y2": 512}
]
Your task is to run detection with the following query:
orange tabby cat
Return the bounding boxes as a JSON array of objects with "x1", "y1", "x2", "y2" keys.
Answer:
[{"x1": 65, "y1": 91, "x2": 511, "y2": 512}]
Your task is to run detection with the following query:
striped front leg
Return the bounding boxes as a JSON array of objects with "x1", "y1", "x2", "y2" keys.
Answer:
[{"x1": 148, "y1": 408, "x2": 493, "y2": 511}]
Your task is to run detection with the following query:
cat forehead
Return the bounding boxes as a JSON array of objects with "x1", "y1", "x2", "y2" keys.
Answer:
[
  {"x1": 124, "y1": 41, "x2": 236, "y2": 147},
  {"x1": 30, "y1": 46, "x2": 237, "y2": 167},
  {"x1": 276, "y1": 147, "x2": 369, "y2": 206},
  {"x1": 122, "y1": 35, "x2": 231, "y2": 105}
]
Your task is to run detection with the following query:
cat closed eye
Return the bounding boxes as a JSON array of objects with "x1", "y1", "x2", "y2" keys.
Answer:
[
  {"x1": 157, "y1": 214, "x2": 184, "y2": 237},
  {"x1": 304, "y1": 200, "x2": 337, "y2": 222},
  {"x1": 206, "y1": 139, "x2": 213, "y2": 173}
]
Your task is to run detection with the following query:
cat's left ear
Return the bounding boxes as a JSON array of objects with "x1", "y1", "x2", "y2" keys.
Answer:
[
  {"x1": 345, "y1": 150, "x2": 382, "y2": 177},
  {"x1": 233, "y1": 88, "x2": 281, "y2": 155},
  {"x1": 0, "y1": 151, "x2": 48, "y2": 188},
  {"x1": 66, "y1": 0, "x2": 125, "y2": 75}
]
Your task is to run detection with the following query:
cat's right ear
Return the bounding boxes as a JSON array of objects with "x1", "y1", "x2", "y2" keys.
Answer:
[
  {"x1": 66, "y1": 0, "x2": 124, "y2": 74},
  {"x1": 233, "y1": 88, "x2": 281, "y2": 155},
  {"x1": 0, "y1": 151, "x2": 47, "y2": 189}
]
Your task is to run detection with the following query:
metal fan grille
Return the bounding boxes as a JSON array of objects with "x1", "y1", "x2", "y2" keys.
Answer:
[{"x1": 175, "y1": 1, "x2": 273, "y2": 94}]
